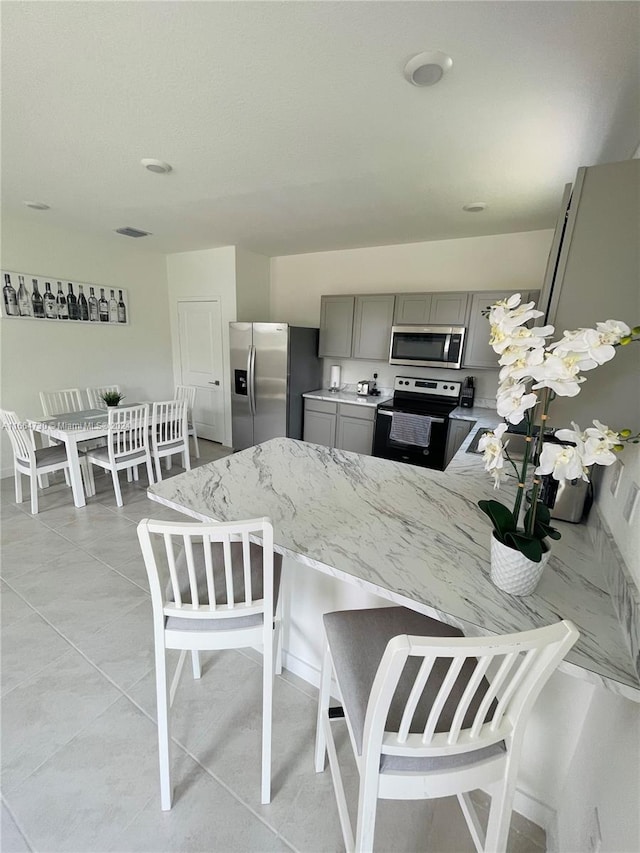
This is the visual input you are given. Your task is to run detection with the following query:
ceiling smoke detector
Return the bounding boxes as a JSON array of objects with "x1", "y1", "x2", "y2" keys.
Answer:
[
  {"x1": 404, "y1": 51, "x2": 453, "y2": 87},
  {"x1": 141, "y1": 158, "x2": 172, "y2": 174},
  {"x1": 23, "y1": 201, "x2": 50, "y2": 210},
  {"x1": 463, "y1": 202, "x2": 488, "y2": 213},
  {"x1": 115, "y1": 226, "x2": 152, "y2": 238}
]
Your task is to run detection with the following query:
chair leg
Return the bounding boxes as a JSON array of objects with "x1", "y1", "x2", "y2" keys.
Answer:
[
  {"x1": 154, "y1": 642, "x2": 172, "y2": 811},
  {"x1": 133, "y1": 465, "x2": 140, "y2": 481},
  {"x1": 165, "y1": 456, "x2": 172, "y2": 471},
  {"x1": 111, "y1": 468, "x2": 123, "y2": 507},
  {"x1": 183, "y1": 447, "x2": 191, "y2": 471},
  {"x1": 81, "y1": 460, "x2": 96, "y2": 498},
  {"x1": 146, "y1": 455, "x2": 155, "y2": 486},
  {"x1": 30, "y1": 474, "x2": 39, "y2": 515},
  {"x1": 322, "y1": 698, "x2": 356, "y2": 853},
  {"x1": 484, "y1": 770, "x2": 517, "y2": 853},
  {"x1": 261, "y1": 622, "x2": 274, "y2": 805},
  {"x1": 191, "y1": 429, "x2": 200, "y2": 459},
  {"x1": 191, "y1": 651, "x2": 201, "y2": 680},
  {"x1": 355, "y1": 762, "x2": 380, "y2": 853},
  {"x1": 314, "y1": 642, "x2": 332, "y2": 772},
  {"x1": 14, "y1": 468, "x2": 23, "y2": 504},
  {"x1": 154, "y1": 456, "x2": 162, "y2": 483}
]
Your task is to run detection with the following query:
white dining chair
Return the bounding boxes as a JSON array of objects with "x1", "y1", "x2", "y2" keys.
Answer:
[
  {"x1": 175, "y1": 384, "x2": 200, "y2": 458},
  {"x1": 315, "y1": 606, "x2": 579, "y2": 853},
  {"x1": 0, "y1": 408, "x2": 93, "y2": 514},
  {"x1": 86, "y1": 385, "x2": 122, "y2": 409},
  {"x1": 82, "y1": 404, "x2": 154, "y2": 506},
  {"x1": 136, "y1": 516, "x2": 282, "y2": 810},
  {"x1": 150, "y1": 400, "x2": 190, "y2": 482},
  {"x1": 39, "y1": 388, "x2": 86, "y2": 416}
]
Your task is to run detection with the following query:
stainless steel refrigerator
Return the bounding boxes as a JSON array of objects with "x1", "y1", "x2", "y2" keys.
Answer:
[{"x1": 230, "y1": 323, "x2": 322, "y2": 451}]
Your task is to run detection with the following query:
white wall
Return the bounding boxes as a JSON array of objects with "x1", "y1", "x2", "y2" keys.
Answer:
[
  {"x1": 0, "y1": 215, "x2": 173, "y2": 476},
  {"x1": 270, "y1": 229, "x2": 554, "y2": 325},
  {"x1": 270, "y1": 229, "x2": 554, "y2": 403},
  {"x1": 165, "y1": 246, "x2": 237, "y2": 447},
  {"x1": 235, "y1": 248, "x2": 271, "y2": 322}
]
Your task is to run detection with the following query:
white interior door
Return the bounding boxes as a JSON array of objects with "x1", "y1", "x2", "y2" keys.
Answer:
[{"x1": 178, "y1": 299, "x2": 224, "y2": 443}]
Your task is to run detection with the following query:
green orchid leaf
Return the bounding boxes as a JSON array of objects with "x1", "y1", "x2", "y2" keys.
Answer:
[
  {"x1": 478, "y1": 500, "x2": 516, "y2": 537},
  {"x1": 503, "y1": 531, "x2": 544, "y2": 562}
]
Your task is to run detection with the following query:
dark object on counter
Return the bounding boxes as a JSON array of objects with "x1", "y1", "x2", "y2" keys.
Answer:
[
  {"x1": 535, "y1": 476, "x2": 593, "y2": 523},
  {"x1": 357, "y1": 380, "x2": 371, "y2": 396},
  {"x1": 460, "y1": 376, "x2": 475, "y2": 408},
  {"x1": 370, "y1": 373, "x2": 381, "y2": 396}
]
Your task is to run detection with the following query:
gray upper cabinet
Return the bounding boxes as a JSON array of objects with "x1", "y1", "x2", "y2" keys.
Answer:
[
  {"x1": 464, "y1": 290, "x2": 541, "y2": 369},
  {"x1": 318, "y1": 296, "x2": 355, "y2": 358},
  {"x1": 393, "y1": 292, "x2": 468, "y2": 326},
  {"x1": 430, "y1": 292, "x2": 469, "y2": 325},
  {"x1": 393, "y1": 294, "x2": 432, "y2": 324},
  {"x1": 352, "y1": 295, "x2": 395, "y2": 360},
  {"x1": 463, "y1": 291, "x2": 506, "y2": 369}
]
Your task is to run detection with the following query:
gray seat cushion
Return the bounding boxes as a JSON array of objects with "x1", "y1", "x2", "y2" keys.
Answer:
[
  {"x1": 165, "y1": 540, "x2": 282, "y2": 633},
  {"x1": 32, "y1": 444, "x2": 69, "y2": 468},
  {"x1": 324, "y1": 606, "x2": 505, "y2": 772}
]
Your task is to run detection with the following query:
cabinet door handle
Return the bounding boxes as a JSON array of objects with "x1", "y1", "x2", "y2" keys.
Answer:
[{"x1": 208, "y1": 380, "x2": 220, "y2": 386}]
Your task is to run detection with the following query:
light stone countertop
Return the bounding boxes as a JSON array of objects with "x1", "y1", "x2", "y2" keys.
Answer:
[
  {"x1": 303, "y1": 389, "x2": 392, "y2": 407},
  {"x1": 148, "y1": 436, "x2": 639, "y2": 700}
]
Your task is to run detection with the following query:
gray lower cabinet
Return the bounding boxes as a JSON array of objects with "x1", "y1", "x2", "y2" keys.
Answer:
[
  {"x1": 303, "y1": 399, "x2": 337, "y2": 447},
  {"x1": 336, "y1": 403, "x2": 375, "y2": 455},
  {"x1": 318, "y1": 296, "x2": 355, "y2": 358},
  {"x1": 303, "y1": 399, "x2": 375, "y2": 455},
  {"x1": 444, "y1": 419, "x2": 473, "y2": 468}
]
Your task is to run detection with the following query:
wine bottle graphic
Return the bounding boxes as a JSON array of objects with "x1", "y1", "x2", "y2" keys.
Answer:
[
  {"x1": 117, "y1": 290, "x2": 127, "y2": 323},
  {"x1": 67, "y1": 283, "x2": 78, "y2": 320},
  {"x1": 31, "y1": 279, "x2": 45, "y2": 318},
  {"x1": 56, "y1": 282, "x2": 68, "y2": 319},
  {"x1": 88, "y1": 287, "x2": 99, "y2": 321},
  {"x1": 3, "y1": 274, "x2": 19, "y2": 316},
  {"x1": 43, "y1": 282, "x2": 56, "y2": 318},
  {"x1": 17, "y1": 276, "x2": 33, "y2": 317},
  {"x1": 77, "y1": 285, "x2": 89, "y2": 321}
]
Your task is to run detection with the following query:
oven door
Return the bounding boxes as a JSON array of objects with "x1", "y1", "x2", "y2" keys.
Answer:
[
  {"x1": 389, "y1": 325, "x2": 464, "y2": 369},
  {"x1": 373, "y1": 409, "x2": 449, "y2": 470}
]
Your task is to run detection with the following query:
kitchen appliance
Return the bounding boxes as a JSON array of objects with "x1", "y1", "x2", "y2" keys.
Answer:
[
  {"x1": 460, "y1": 376, "x2": 475, "y2": 408},
  {"x1": 230, "y1": 322, "x2": 322, "y2": 451},
  {"x1": 329, "y1": 365, "x2": 342, "y2": 392},
  {"x1": 389, "y1": 325, "x2": 466, "y2": 369},
  {"x1": 373, "y1": 376, "x2": 461, "y2": 470},
  {"x1": 357, "y1": 380, "x2": 371, "y2": 396}
]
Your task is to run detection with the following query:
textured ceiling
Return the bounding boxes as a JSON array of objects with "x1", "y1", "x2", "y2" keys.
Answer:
[{"x1": 2, "y1": 1, "x2": 639, "y2": 256}]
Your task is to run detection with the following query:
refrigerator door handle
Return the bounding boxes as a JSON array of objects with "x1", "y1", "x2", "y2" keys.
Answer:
[{"x1": 248, "y1": 344, "x2": 256, "y2": 415}]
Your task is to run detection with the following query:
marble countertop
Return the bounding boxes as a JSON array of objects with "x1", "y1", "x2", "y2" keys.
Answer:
[
  {"x1": 147, "y1": 436, "x2": 639, "y2": 700},
  {"x1": 303, "y1": 389, "x2": 391, "y2": 407}
]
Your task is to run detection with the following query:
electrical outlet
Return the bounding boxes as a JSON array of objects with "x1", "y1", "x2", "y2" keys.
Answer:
[
  {"x1": 622, "y1": 482, "x2": 640, "y2": 524},
  {"x1": 609, "y1": 458, "x2": 624, "y2": 497}
]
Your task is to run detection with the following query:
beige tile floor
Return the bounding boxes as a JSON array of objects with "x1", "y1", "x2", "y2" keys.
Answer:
[{"x1": 1, "y1": 441, "x2": 547, "y2": 853}]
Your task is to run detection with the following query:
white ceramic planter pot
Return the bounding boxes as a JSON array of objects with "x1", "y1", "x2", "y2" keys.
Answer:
[{"x1": 490, "y1": 535, "x2": 551, "y2": 596}]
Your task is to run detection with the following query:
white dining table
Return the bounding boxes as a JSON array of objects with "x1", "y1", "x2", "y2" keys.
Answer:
[{"x1": 29, "y1": 408, "x2": 109, "y2": 507}]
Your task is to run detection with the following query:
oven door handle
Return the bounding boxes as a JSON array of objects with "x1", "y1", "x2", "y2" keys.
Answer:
[{"x1": 377, "y1": 410, "x2": 445, "y2": 424}]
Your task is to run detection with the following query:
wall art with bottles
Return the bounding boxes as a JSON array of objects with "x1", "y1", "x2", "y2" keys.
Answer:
[{"x1": 1, "y1": 271, "x2": 129, "y2": 325}]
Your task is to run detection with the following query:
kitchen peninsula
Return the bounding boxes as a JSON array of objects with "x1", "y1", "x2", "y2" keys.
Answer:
[{"x1": 147, "y1": 436, "x2": 639, "y2": 701}]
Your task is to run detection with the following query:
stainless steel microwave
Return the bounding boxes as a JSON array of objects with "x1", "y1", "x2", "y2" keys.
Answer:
[{"x1": 389, "y1": 325, "x2": 466, "y2": 369}]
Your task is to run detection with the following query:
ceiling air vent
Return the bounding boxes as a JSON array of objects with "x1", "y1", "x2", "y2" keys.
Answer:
[{"x1": 115, "y1": 226, "x2": 152, "y2": 238}]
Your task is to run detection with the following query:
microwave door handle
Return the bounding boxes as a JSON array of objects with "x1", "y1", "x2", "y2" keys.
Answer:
[{"x1": 442, "y1": 333, "x2": 452, "y2": 360}]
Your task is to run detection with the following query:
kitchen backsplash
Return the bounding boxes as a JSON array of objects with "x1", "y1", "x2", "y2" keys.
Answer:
[{"x1": 321, "y1": 358, "x2": 499, "y2": 406}]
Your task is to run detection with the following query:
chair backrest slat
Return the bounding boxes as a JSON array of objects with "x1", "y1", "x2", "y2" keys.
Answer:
[
  {"x1": 164, "y1": 532, "x2": 182, "y2": 606},
  {"x1": 203, "y1": 534, "x2": 217, "y2": 608},
  {"x1": 222, "y1": 534, "x2": 234, "y2": 605},
  {"x1": 489, "y1": 648, "x2": 539, "y2": 733},
  {"x1": 183, "y1": 535, "x2": 200, "y2": 608},
  {"x1": 175, "y1": 385, "x2": 196, "y2": 413},
  {"x1": 397, "y1": 656, "x2": 435, "y2": 744},
  {"x1": 242, "y1": 530, "x2": 252, "y2": 605},
  {"x1": 0, "y1": 409, "x2": 35, "y2": 463},
  {"x1": 421, "y1": 657, "x2": 466, "y2": 745},
  {"x1": 468, "y1": 651, "x2": 519, "y2": 740},
  {"x1": 448, "y1": 655, "x2": 492, "y2": 745},
  {"x1": 40, "y1": 388, "x2": 84, "y2": 417}
]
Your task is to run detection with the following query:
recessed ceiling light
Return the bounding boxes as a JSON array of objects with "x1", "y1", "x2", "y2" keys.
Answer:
[
  {"x1": 404, "y1": 51, "x2": 453, "y2": 87},
  {"x1": 141, "y1": 158, "x2": 172, "y2": 174},
  {"x1": 463, "y1": 202, "x2": 488, "y2": 213},
  {"x1": 23, "y1": 201, "x2": 50, "y2": 210}
]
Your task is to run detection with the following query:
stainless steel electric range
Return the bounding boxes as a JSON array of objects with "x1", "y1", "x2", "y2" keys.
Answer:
[{"x1": 372, "y1": 376, "x2": 461, "y2": 470}]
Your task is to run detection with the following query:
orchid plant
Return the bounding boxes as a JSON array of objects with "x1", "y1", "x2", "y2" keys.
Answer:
[{"x1": 477, "y1": 293, "x2": 639, "y2": 563}]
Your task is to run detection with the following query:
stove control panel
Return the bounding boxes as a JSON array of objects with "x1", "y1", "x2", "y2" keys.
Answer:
[{"x1": 393, "y1": 376, "x2": 462, "y2": 398}]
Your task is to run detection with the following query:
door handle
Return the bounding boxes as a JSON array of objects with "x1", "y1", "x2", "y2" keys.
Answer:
[
  {"x1": 208, "y1": 380, "x2": 220, "y2": 386},
  {"x1": 248, "y1": 345, "x2": 256, "y2": 415}
]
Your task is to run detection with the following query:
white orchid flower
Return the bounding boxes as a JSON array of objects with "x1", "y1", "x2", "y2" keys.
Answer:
[
  {"x1": 498, "y1": 348, "x2": 545, "y2": 382},
  {"x1": 554, "y1": 422, "x2": 585, "y2": 445},
  {"x1": 530, "y1": 353, "x2": 585, "y2": 397},
  {"x1": 496, "y1": 382, "x2": 538, "y2": 424},
  {"x1": 536, "y1": 443, "x2": 589, "y2": 481},
  {"x1": 584, "y1": 419, "x2": 620, "y2": 447},
  {"x1": 478, "y1": 423, "x2": 509, "y2": 488},
  {"x1": 581, "y1": 420, "x2": 621, "y2": 466},
  {"x1": 595, "y1": 320, "x2": 631, "y2": 344}
]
